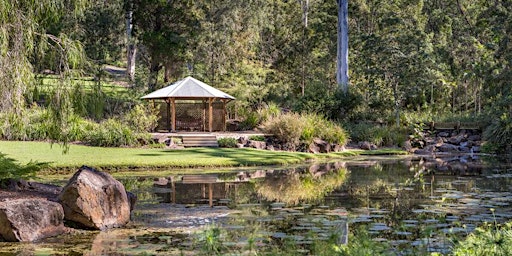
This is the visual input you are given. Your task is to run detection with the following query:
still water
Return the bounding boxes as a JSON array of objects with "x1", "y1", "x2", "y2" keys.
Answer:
[{"x1": 1, "y1": 154, "x2": 511, "y2": 255}]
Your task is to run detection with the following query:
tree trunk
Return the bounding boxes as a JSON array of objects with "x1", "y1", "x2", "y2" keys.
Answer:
[
  {"x1": 148, "y1": 60, "x2": 161, "y2": 92},
  {"x1": 336, "y1": 0, "x2": 349, "y2": 93},
  {"x1": 126, "y1": 9, "x2": 136, "y2": 82}
]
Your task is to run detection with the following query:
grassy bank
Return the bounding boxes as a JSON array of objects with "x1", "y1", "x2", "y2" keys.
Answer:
[{"x1": 0, "y1": 141, "x2": 406, "y2": 171}]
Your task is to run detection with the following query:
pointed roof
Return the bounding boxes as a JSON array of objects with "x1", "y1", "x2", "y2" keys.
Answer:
[{"x1": 141, "y1": 76, "x2": 235, "y2": 100}]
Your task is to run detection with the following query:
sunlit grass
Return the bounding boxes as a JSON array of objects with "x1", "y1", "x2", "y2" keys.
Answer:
[{"x1": 0, "y1": 141, "x2": 407, "y2": 171}]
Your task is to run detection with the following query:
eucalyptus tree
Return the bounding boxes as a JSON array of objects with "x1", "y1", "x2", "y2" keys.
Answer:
[
  {"x1": 336, "y1": 0, "x2": 349, "y2": 93},
  {"x1": 0, "y1": 0, "x2": 89, "y2": 145}
]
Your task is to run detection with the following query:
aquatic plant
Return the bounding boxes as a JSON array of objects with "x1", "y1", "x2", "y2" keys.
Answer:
[{"x1": 451, "y1": 222, "x2": 512, "y2": 256}]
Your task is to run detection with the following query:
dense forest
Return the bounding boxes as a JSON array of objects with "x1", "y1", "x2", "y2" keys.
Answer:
[{"x1": 0, "y1": 0, "x2": 510, "y2": 152}]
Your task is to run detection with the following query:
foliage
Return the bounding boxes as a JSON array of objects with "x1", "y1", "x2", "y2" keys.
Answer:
[
  {"x1": 333, "y1": 226, "x2": 393, "y2": 256},
  {"x1": 451, "y1": 222, "x2": 512, "y2": 256},
  {"x1": 346, "y1": 123, "x2": 407, "y2": 147},
  {"x1": 263, "y1": 112, "x2": 349, "y2": 150},
  {"x1": 263, "y1": 112, "x2": 305, "y2": 150},
  {"x1": 217, "y1": 138, "x2": 238, "y2": 148},
  {"x1": 482, "y1": 96, "x2": 512, "y2": 154},
  {"x1": 123, "y1": 104, "x2": 159, "y2": 133},
  {"x1": 248, "y1": 135, "x2": 265, "y2": 142},
  {"x1": 238, "y1": 111, "x2": 260, "y2": 131},
  {"x1": 0, "y1": 0, "x2": 89, "y2": 149},
  {"x1": 198, "y1": 225, "x2": 225, "y2": 255},
  {"x1": 84, "y1": 118, "x2": 150, "y2": 147},
  {"x1": 0, "y1": 153, "x2": 48, "y2": 187}
]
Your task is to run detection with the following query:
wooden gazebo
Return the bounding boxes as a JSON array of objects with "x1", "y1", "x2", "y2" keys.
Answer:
[{"x1": 142, "y1": 76, "x2": 235, "y2": 132}]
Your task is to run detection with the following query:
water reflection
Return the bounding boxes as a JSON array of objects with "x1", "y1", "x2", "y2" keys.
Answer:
[{"x1": 2, "y1": 155, "x2": 512, "y2": 255}]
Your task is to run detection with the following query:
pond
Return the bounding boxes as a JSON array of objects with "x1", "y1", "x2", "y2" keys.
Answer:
[{"x1": 1, "y1": 154, "x2": 511, "y2": 255}]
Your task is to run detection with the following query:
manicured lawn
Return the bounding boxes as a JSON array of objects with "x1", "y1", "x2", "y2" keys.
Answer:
[
  {"x1": 0, "y1": 141, "x2": 316, "y2": 170},
  {"x1": 0, "y1": 141, "x2": 407, "y2": 170}
]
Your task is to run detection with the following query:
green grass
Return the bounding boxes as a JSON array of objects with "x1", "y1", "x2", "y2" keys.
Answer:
[{"x1": 0, "y1": 141, "x2": 407, "y2": 171}]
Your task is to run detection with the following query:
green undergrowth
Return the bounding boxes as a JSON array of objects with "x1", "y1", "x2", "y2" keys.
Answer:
[{"x1": 0, "y1": 141, "x2": 407, "y2": 172}]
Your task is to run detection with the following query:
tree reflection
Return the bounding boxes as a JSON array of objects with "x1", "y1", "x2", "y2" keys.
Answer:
[{"x1": 255, "y1": 165, "x2": 348, "y2": 205}]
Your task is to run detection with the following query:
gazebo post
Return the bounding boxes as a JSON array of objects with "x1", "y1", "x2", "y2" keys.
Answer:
[
  {"x1": 166, "y1": 99, "x2": 171, "y2": 131},
  {"x1": 208, "y1": 97, "x2": 213, "y2": 132},
  {"x1": 222, "y1": 99, "x2": 227, "y2": 131},
  {"x1": 171, "y1": 98, "x2": 176, "y2": 132},
  {"x1": 203, "y1": 99, "x2": 207, "y2": 132}
]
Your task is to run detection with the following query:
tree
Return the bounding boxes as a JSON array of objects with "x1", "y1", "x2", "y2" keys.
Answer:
[
  {"x1": 336, "y1": 0, "x2": 349, "y2": 93},
  {"x1": 132, "y1": 0, "x2": 200, "y2": 91},
  {"x1": 0, "y1": 0, "x2": 89, "y2": 146}
]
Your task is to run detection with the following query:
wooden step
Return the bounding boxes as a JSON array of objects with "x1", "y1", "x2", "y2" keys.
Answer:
[{"x1": 181, "y1": 135, "x2": 219, "y2": 147}]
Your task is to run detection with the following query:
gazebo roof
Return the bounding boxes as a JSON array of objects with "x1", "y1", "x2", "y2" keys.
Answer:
[{"x1": 141, "y1": 76, "x2": 235, "y2": 100}]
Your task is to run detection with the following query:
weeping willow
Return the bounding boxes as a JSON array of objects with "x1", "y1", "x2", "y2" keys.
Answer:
[{"x1": 0, "y1": 0, "x2": 88, "y2": 147}]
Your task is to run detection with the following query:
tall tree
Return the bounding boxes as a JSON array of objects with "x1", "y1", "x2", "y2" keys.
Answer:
[
  {"x1": 0, "y1": 0, "x2": 88, "y2": 146},
  {"x1": 336, "y1": 0, "x2": 349, "y2": 93},
  {"x1": 132, "y1": 0, "x2": 200, "y2": 91}
]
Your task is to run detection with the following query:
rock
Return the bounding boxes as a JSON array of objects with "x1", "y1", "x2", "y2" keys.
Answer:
[
  {"x1": 58, "y1": 166, "x2": 131, "y2": 230},
  {"x1": 236, "y1": 143, "x2": 245, "y2": 148},
  {"x1": 437, "y1": 132, "x2": 450, "y2": 137},
  {"x1": 248, "y1": 140, "x2": 267, "y2": 150},
  {"x1": 333, "y1": 144, "x2": 345, "y2": 152},
  {"x1": 358, "y1": 141, "x2": 372, "y2": 150},
  {"x1": 237, "y1": 137, "x2": 248, "y2": 146},
  {"x1": 415, "y1": 145, "x2": 436, "y2": 154},
  {"x1": 309, "y1": 142, "x2": 320, "y2": 154},
  {"x1": 313, "y1": 138, "x2": 331, "y2": 153},
  {"x1": 471, "y1": 146, "x2": 481, "y2": 153},
  {"x1": 403, "y1": 141, "x2": 413, "y2": 152},
  {"x1": 266, "y1": 145, "x2": 275, "y2": 151},
  {"x1": 153, "y1": 177, "x2": 169, "y2": 186},
  {"x1": 468, "y1": 135, "x2": 481, "y2": 141},
  {"x1": 458, "y1": 146, "x2": 471, "y2": 153},
  {"x1": 448, "y1": 135, "x2": 465, "y2": 145},
  {"x1": 437, "y1": 143, "x2": 459, "y2": 153},
  {"x1": 434, "y1": 137, "x2": 444, "y2": 147},
  {"x1": 0, "y1": 199, "x2": 68, "y2": 242}
]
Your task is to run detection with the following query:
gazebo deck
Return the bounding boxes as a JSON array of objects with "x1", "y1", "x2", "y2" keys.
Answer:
[{"x1": 151, "y1": 130, "x2": 267, "y2": 139}]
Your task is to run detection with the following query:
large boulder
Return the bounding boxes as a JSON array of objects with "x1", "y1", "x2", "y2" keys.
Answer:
[
  {"x1": 58, "y1": 166, "x2": 131, "y2": 230},
  {"x1": 0, "y1": 199, "x2": 67, "y2": 242}
]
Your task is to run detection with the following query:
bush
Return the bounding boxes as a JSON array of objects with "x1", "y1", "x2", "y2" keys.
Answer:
[
  {"x1": 248, "y1": 135, "x2": 265, "y2": 141},
  {"x1": 84, "y1": 118, "x2": 148, "y2": 147},
  {"x1": 346, "y1": 123, "x2": 406, "y2": 147},
  {"x1": 218, "y1": 137, "x2": 238, "y2": 148},
  {"x1": 483, "y1": 112, "x2": 512, "y2": 154},
  {"x1": 123, "y1": 104, "x2": 159, "y2": 133},
  {"x1": 263, "y1": 112, "x2": 305, "y2": 150},
  {"x1": 263, "y1": 112, "x2": 349, "y2": 150}
]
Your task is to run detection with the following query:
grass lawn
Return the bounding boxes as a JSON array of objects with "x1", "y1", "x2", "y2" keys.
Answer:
[{"x1": 0, "y1": 141, "x2": 407, "y2": 171}]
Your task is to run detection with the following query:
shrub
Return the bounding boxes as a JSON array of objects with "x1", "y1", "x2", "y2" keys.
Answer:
[
  {"x1": 263, "y1": 112, "x2": 349, "y2": 150},
  {"x1": 346, "y1": 123, "x2": 406, "y2": 147},
  {"x1": 248, "y1": 135, "x2": 265, "y2": 141},
  {"x1": 262, "y1": 112, "x2": 305, "y2": 150},
  {"x1": 218, "y1": 137, "x2": 238, "y2": 148},
  {"x1": 239, "y1": 112, "x2": 260, "y2": 130},
  {"x1": 123, "y1": 104, "x2": 159, "y2": 133},
  {"x1": 320, "y1": 122, "x2": 349, "y2": 145},
  {"x1": 84, "y1": 118, "x2": 141, "y2": 147},
  {"x1": 483, "y1": 112, "x2": 512, "y2": 154}
]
